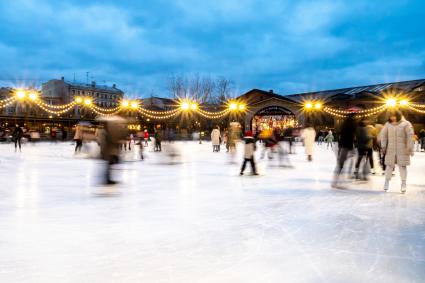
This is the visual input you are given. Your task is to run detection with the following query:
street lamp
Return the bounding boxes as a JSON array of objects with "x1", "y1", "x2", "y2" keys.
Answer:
[
  {"x1": 229, "y1": 102, "x2": 237, "y2": 111},
  {"x1": 399, "y1": 99, "x2": 408, "y2": 106},
  {"x1": 305, "y1": 102, "x2": 313, "y2": 110},
  {"x1": 181, "y1": 101, "x2": 190, "y2": 110},
  {"x1": 28, "y1": 92, "x2": 38, "y2": 101},
  {"x1": 15, "y1": 90, "x2": 26, "y2": 99},
  {"x1": 130, "y1": 101, "x2": 139, "y2": 109},
  {"x1": 386, "y1": 98, "x2": 397, "y2": 107},
  {"x1": 84, "y1": 98, "x2": 92, "y2": 106}
]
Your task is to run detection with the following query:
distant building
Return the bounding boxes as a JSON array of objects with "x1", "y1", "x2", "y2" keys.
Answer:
[
  {"x1": 140, "y1": 96, "x2": 175, "y2": 110},
  {"x1": 236, "y1": 79, "x2": 425, "y2": 133},
  {"x1": 42, "y1": 77, "x2": 124, "y2": 119}
]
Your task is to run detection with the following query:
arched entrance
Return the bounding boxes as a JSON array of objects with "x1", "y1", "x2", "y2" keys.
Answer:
[{"x1": 251, "y1": 105, "x2": 298, "y2": 134}]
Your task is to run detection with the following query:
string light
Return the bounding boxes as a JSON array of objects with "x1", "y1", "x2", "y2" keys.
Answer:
[{"x1": 3, "y1": 89, "x2": 425, "y2": 120}]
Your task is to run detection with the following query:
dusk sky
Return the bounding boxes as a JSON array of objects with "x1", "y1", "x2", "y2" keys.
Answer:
[{"x1": 0, "y1": 0, "x2": 424, "y2": 97}]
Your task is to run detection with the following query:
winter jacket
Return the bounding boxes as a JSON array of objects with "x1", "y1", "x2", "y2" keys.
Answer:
[
  {"x1": 356, "y1": 126, "x2": 371, "y2": 150},
  {"x1": 338, "y1": 117, "x2": 356, "y2": 149},
  {"x1": 380, "y1": 119, "x2": 414, "y2": 166},
  {"x1": 211, "y1": 129, "x2": 221, "y2": 146},
  {"x1": 154, "y1": 130, "x2": 163, "y2": 142},
  {"x1": 12, "y1": 127, "x2": 23, "y2": 139},
  {"x1": 301, "y1": 127, "x2": 316, "y2": 155},
  {"x1": 74, "y1": 125, "x2": 83, "y2": 140},
  {"x1": 324, "y1": 132, "x2": 334, "y2": 142},
  {"x1": 243, "y1": 136, "x2": 256, "y2": 159}
]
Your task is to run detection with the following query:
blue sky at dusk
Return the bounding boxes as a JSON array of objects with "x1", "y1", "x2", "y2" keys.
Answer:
[{"x1": 0, "y1": 0, "x2": 424, "y2": 97}]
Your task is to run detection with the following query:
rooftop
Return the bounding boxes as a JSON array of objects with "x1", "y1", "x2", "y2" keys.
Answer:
[{"x1": 285, "y1": 79, "x2": 425, "y2": 101}]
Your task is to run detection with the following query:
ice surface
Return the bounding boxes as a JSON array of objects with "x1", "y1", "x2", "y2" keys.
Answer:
[{"x1": 0, "y1": 141, "x2": 424, "y2": 282}]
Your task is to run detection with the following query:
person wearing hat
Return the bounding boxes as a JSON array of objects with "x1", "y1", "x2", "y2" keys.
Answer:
[{"x1": 240, "y1": 131, "x2": 258, "y2": 176}]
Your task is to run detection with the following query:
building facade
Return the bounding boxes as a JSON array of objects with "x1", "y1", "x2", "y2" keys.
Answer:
[{"x1": 42, "y1": 77, "x2": 124, "y2": 119}]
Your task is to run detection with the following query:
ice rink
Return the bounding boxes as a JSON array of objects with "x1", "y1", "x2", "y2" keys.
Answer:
[{"x1": 0, "y1": 140, "x2": 424, "y2": 282}]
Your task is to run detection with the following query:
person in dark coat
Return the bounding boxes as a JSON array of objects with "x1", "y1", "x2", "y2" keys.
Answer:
[
  {"x1": 12, "y1": 124, "x2": 24, "y2": 152},
  {"x1": 332, "y1": 114, "x2": 356, "y2": 188},
  {"x1": 98, "y1": 117, "x2": 128, "y2": 185},
  {"x1": 420, "y1": 128, "x2": 425, "y2": 151},
  {"x1": 154, "y1": 126, "x2": 163, "y2": 152},
  {"x1": 354, "y1": 120, "x2": 373, "y2": 180}
]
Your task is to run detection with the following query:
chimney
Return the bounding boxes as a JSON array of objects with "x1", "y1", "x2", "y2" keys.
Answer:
[
  {"x1": 269, "y1": 89, "x2": 273, "y2": 94},
  {"x1": 91, "y1": 81, "x2": 96, "y2": 87},
  {"x1": 61, "y1": 76, "x2": 64, "y2": 81},
  {"x1": 112, "y1": 84, "x2": 116, "y2": 89}
]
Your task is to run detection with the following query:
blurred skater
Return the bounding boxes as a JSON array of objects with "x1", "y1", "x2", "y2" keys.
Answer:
[
  {"x1": 97, "y1": 116, "x2": 128, "y2": 185},
  {"x1": 380, "y1": 110, "x2": 414, "y2": 193},
  {"x1": 240, "y1": 131, "x2": 258, "y2": 176},
  {"x1": 74, "y1": 124, "x2": 83, "y2": 153},
  {"x1": 353, "y1": 120, "x2": 373, "y2": 180},
  {"x1": 154, "y1": 125, "x2": 163, "y2": 152},
  {"x1": 419, "y1": 128, "x2": 425, "y2": 151},
  {"x1": 144, "y1": 129, "x2": 149, "y2": 146},
  {"x1": 301, "y1": 122, "x2": 316, "y2": 161},
  {"x1": 211, "y1": 126, "x2": 221, "y2": 152},
  {"x1": 324, "y1": 130, "x2": 334, "y2": 149},
  {"x1": 12, "y1": 124, "x2": 23, "y2": 152},
  {"x1": 332, "y1": 114, "x2": 356, "y2": 188}
]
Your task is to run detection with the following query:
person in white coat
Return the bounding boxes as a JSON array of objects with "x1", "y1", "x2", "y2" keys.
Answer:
[
  {"x1": 301, "y1": 123, "x2": 316, "y2": 161},
  {"x1": 380, "y1": 110, "x2": 414, "y2": 193},
  {"x1": 211, "y1": 126, "x2": 221, "y2": 152},
  {"x1": 74, "y1": 124, "x2": 83, "y2": 153},
  {"x1": 240, "y1": 131, "x2": 258, "y2": 175}
]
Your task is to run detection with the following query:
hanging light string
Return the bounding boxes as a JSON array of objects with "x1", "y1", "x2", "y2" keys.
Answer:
[
  {"x1": 137, "y1": 108, "x2": 181, "y2": 119},
  {"x1": 406, "y1": 104, "x2": 425, "y2": 114},
  {"x1": 33, "y1": 101, "x2": 76, "y2": 115},
  {"x1": 0, "y1": 97, "x2": 16, "y2": 109},
  {"x1": 323, "y1": 105, "x2": 387, "y2": 115},
  {"x1": 5, "y1": 91, "x2": 425, "y2": 118},
  {"x1": 0, "y1": 97, "x2": 16, "y2": 105},
  {"x1": 196, "y1": 108, "x2": 230, "y2": 119},
  {"x1": 90, "y1": 104, "x2": 121, "y2": 113},
  {"x1": 89, "y1": 105, "x2": 122, "y2": 116},
  {"x1": 38, "y1": 100, "x2": 77, "y2": 109},
  {"x1": 322, "y1": 107, "x2": 347, "y2": 118},
  {"x1": 409, "y1": 102, "x2": 425, "y2": 108},
  {"x1": 138, "y1": 107, "x2": 180, "y2": 115}
]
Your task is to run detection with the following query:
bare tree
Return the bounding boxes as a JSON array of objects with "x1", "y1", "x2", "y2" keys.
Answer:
[
  {"x1": 168, "y1": 74, "x2": 234, "y2": 105},
  {"x1": 200, "y1": 76, "x2": 215, "y2": 103},
  {"x1": 189, "y1": 73, "x2": 201, "y2": 101},
  {"x1": 168, "y1": 75, "x2": 188, "y2": 98},
  {"x1": 214, "y1": 76, "x2": 234, "y2": 104}
]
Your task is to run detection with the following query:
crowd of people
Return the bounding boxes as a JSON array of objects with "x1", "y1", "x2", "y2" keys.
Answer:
[{"x1": 3, "y1": 109, "x2": 423, "y2": 192}]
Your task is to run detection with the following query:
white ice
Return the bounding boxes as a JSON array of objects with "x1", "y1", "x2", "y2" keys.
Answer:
[{"x1": 0, "y1": 140, "x2": 424, "y2": 283}]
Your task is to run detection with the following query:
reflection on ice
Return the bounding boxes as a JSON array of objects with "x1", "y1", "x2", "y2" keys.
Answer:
[{"x1": 0, "y1": 141, "x2": 424, "y2": 282}]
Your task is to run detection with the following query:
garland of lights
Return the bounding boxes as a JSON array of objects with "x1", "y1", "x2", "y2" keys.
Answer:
[
  {"x1": 6, "y1": 89, "x2": 425, "y2": 120},
  {"x1": 137, "y1": 108, "x2": 181, "y2": 120},
  {"x1": 196, "y1": 108, "x2": 230, "y2": 119}
]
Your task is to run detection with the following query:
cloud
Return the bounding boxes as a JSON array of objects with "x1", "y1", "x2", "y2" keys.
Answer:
[{"x1": 0, "y1": 0, "x2": 424, "y2": 96}]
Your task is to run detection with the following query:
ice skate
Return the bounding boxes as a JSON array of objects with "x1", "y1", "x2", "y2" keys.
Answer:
[
  {"x1": 401, "y1": 181, "x2": 407, "y2": 194},
  {"x1": 383, "y1": 180, "x2": 389, "y2": 192}
]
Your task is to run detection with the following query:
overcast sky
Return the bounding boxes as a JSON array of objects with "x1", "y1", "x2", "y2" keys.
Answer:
[{"x1": 0, "y1": 0, "x2": 424, "y2": 97}]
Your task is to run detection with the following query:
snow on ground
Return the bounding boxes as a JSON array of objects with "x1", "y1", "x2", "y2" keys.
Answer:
[{"x1": 0, "y1": 141, "x2": 424, "y2": 283}]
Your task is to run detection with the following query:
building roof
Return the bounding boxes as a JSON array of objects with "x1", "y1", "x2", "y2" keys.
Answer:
[
  {"x1": 238, "y1": 89, "x2": 298, "y2": 104},
  {"x1": 64, "y1": 81, "x2": 123, "y2": 93},
  {"x1": 285, "y1": 79, "x2": 425, "y2": 101}
]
